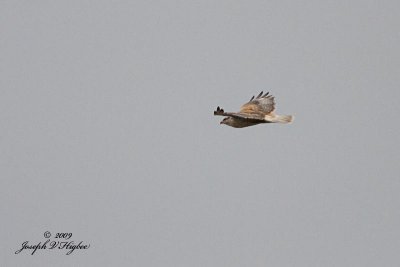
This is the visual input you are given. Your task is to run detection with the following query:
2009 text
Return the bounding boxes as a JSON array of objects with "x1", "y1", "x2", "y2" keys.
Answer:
[{"x1": 54, "y1": 233, "x2": 72, "y2": 239}]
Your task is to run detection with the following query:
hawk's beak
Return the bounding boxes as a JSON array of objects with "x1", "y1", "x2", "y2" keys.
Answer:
[{"x1": 220, "y1": 121, "x2": 223, "y2": 124}]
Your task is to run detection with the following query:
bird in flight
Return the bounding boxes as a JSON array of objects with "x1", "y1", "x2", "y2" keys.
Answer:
[{"x1": 214, "y1": 91, "x2": 293, "y2": 128}]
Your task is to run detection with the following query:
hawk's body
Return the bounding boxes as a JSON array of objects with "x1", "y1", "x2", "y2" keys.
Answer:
[{"x1": 214, "y1": 91, "x2": 293, "y2": 128}]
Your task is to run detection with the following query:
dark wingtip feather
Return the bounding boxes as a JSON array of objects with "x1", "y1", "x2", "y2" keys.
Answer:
[
  {"x1": 214, "y1": 106, "x2": 224, "y2": 114},
  {"x1": 257, "y1": 91, "x2": 263, "y2": 98}
]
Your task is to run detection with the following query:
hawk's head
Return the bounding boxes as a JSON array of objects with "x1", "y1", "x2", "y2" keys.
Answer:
[{"x1": 220, "y1": 117, "x2": 233, "y2": 125}]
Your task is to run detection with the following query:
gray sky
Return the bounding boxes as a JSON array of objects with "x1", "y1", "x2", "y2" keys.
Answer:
[{"x1": 2, "y1": 1, "x2": 400, "y2": 266}]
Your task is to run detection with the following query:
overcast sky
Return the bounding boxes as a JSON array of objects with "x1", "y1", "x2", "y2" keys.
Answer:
[{"x1": 2, "y1": 1, "x2": 400, "y2": 266}]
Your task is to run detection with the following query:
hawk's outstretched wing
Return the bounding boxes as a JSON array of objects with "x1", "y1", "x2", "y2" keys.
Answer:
[
  {"x1": 239, "y1": 91, "x2": 275, "y2": 116},
  {"x1": 214, "y1": 106, "x2": 266, "y2": 122}
]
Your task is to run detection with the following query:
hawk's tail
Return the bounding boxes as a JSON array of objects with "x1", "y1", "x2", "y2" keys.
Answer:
[{"x1": 273, "y1": 115, "x2": 294, "y2": 124}]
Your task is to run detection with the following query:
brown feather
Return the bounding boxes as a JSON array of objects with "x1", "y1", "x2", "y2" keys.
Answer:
[{"x1": 240, "y1": 92, "x2": 275, "y2": 115}]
